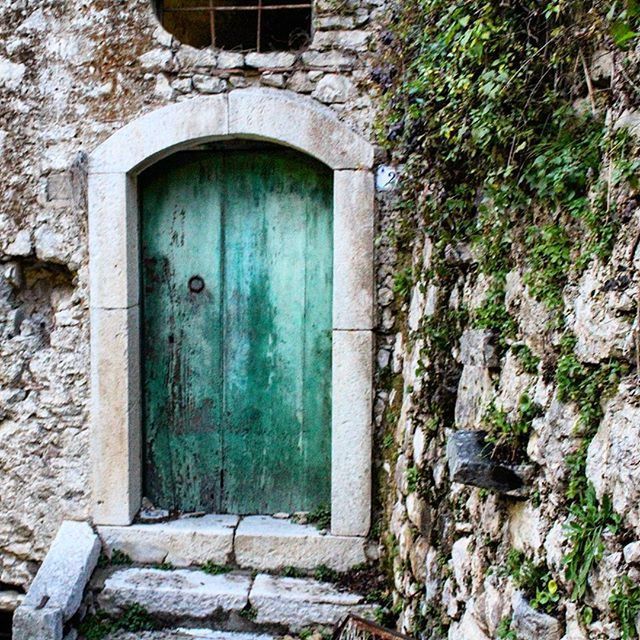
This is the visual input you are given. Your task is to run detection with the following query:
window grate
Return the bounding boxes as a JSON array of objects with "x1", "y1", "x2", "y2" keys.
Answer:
[{"x1": 157, "y1": 0, "x2": 313, "y2": 52}]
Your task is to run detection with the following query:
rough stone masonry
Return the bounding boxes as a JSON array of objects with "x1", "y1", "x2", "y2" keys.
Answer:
[
  {"x1": 3, "y1": 1, "x2": 640, "y2": 640},
  {"x1": 0, "y1": 0, "x2": 384, "y2": 588}
]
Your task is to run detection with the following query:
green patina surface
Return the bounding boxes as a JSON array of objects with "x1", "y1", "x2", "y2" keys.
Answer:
[{"x1": 140, "y1": 148, "x2": 333, "y2": 514}]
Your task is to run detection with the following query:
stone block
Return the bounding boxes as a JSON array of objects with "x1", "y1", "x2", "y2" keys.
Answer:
[
  {"x1": 333, "y1": 170, "x2": 374, "y2": 331},
  {"x1": 12, "y1": 605, "x2": 63, "y2": 640},
  {"x1": 312, "y1": 74, "x2": 355, "y2": 103},
  {"x1": 98, "y1": 515, "x2": 238, "y2": 567},
  {"x1": 88, "y1": 172, "x2": 138, "y2": 309},
  {"x1": 90, "y1": 307, "x2": 141, "y2": 525},
  {"x1": 22, "y1": 521, "x2": 100, "y2": 622},
  {"x1": 228, "y1": 88, "x2": 373, "y2": 170},
  {"x1": 234, "y1": 516, "x2": 367, "y2": 571},
  {"x1": 89, "y1": 95, "x2": 229, "y2": 174},
  {"x1": 245, "y1": 52, "x2": 296, "y2": 69},
  {"x1": 0, "y1": 590, "x2": 23, "y2": 612},
  {"x1": 454, "y1": 365, "x2": 494, "y2": 429},
  {"x1": 459, "y1": 329, "x2": 499, "y2": 368},
  {"x1": 447, "y1": 431, "x2": 524, "y2": 493},
  {"x1": 249, "y1": 574, "x2": 373, "y2": 632},
  {"x1": 331, "y1": 330, "x2": 373, "y2": 536},
  {"x1": 98, "y1": 568, "x2": 251, "y2": 621},
  {"x1": 511, "y1": 591, "x2": 561, "y2": 640}
]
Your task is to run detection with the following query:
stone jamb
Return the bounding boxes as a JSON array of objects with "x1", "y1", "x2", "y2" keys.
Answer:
[{"x1": 88, "y1": 88, "x2": 375, "y2": 536}]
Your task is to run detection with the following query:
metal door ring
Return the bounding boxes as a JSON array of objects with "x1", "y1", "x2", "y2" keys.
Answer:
[{"x1": 188, "y1": 275, "x2": 205, "y2": 293}]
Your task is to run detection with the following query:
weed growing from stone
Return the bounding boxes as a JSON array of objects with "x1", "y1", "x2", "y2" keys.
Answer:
[
  {"x1": 511, "y1": 344, "x2": 540, "y2": 375},
  {"x1": 281, "y1": 565, "x2": 306, "y2": 578},
  {"x1": 313, "y1": 564, "x2": 340, "y2": 583},
  {"x1": 201, "y1": 561, "x2": 233, "y2": 576},
  {"x1": 108, "y1": 549, "x2": 133, "y2": 566},
  {"x1": 610, "y1": 576, "x2": 640, "y2": 640},
  {"x1": 502, "y1": 549, "x2": 561, "y2": 614},
  {"x1": 78, "y1": 605, "x2": 157, "y2": 640},
  {"x1": 307, "y1": 504, "x2": 331, "y2": 530},
  {"x1": 564, "y1": 488, "x2": 621, "y2": 601}
]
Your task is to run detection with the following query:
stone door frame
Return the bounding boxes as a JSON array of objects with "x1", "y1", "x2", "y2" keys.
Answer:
[{"x1": 88, "y1": 88, "x2": 375, "y2": 537}]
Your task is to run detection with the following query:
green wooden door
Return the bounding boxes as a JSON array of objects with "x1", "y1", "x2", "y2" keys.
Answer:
[{"x1": 140, "y1": 148, "x2": 333, "y2": 514}]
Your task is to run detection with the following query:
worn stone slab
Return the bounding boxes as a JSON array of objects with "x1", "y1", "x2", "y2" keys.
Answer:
[
  {"x1": 98, "y1": 515, "x2": 238, "y2": 566},
  {"x1": 105, "y1": 632, "x2": 274, "y2": 640},
  {"x1": 331, "y1": 330, "x2": 373, "y2": 536},
  {"x1": 447, "y1": 430, "x2": 524, "y2": 493},
  {"x1": 98, "y1": 568, "x2": 251, "y2": 621},
  {"x1": 22, "y1": 521, "x2": 101, "y2": 621},
  {"x1": 90, "y1": 306, "x2": 142, "y2": 526},
  {"x1": 250, "y1": 573, "x2": 373, "y2": 632},
  {"x1": 234, "y1": 516, "x2": 367, "y2": 572},
  {"x1": 12, "y1": 605, "x2": 63, "y2": 640},
  {"x1": 333, "y1": 170, "x2": 375, "y2": 331},
  {"x1": 89, "y1": 95, "x2": 229, "y2": 174}
]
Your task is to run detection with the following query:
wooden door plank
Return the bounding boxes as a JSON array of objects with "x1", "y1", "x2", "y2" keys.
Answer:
[
  {"x1": 221, "y1": 151, "x2": 333, "y2": 514},
  {"x1": 141, "y1": 153, "x2": 225, "y2": 512}
]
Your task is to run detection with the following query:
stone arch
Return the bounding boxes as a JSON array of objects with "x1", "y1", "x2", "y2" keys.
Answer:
[{"x1": 88, "y1": 88, "x2": 375, "y2": 537}]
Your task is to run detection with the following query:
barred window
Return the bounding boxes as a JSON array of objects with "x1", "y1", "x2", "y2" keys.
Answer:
[{"x1": 155, "y1": 0, "x2": 312, "y2": 51}]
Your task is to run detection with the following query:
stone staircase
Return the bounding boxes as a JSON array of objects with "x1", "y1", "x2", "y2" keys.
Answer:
[
  {"x1": 12, "y1": 519, "x2": 378, "y2": 640},
  {"x1": 87, "y1": 565, "x2": 374, "y2": 638}
]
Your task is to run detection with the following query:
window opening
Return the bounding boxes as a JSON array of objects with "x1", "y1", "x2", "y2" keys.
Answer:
[{"x1": 156, "y1": 0, "x2": 312, "y2": 52}]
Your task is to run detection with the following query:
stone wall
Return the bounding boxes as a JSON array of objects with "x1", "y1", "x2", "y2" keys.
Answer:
[
  {"x1": 376, "y1": 103, "x2": 640, "y2": 640},
  {"x1": 0, "y1": 0, "x2": 383, "y2": 589}
]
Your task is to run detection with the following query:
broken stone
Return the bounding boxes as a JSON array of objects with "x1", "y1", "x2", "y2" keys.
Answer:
[
  {"x1": 447, "y1": 430, "x2": 525, "y2": 493},
  {"x1": 312, "y1": 74, "x2": 355, "y2": 103},
  {"x1": 98, "y1": 515, "x2": 237, "y2": 567},
  {"x1": 193, "y1": 75, "x2": 226, "y2": 94},
  {"x1": 454, "y1": 365, "x2": 494, "y2": 429},
  {"x1": 624, "y1": 541, "x2": 640, "y2": 564},
  {"x1": 12, "y1": 605, "x2": 63, "y2": 640},
  {"x1": 0, "y1": 56, "x2": 26, "y2": 90},
  {"x1": 586, "y1": 381, "x2": 640, "y2": 534},
  {"x1": 234, "y1": 516, "x2": 367, "y2": 572}
]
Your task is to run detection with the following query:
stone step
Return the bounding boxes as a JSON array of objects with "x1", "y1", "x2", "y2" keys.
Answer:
[
  {"x1": 104, "y1": 630, "x2": 275, "y2": 640},
  {"x1": 98, "y1": 515, "x2": 369, "y2": 573},
  {"x1": 96, "y1": 567, "x2": 374, "y2": 633}
]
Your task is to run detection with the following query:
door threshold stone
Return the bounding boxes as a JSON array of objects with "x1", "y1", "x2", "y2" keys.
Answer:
[{"x1": 97, "y1": 515, "x2": 368, "y2": 572}]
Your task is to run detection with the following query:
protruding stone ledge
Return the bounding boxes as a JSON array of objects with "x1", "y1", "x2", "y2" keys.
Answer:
[{"x1": 446, "y1": 430, "x2": 529, "y2": 496}]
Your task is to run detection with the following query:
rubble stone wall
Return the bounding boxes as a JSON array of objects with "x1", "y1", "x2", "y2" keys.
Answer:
[{"x1": 0, "y1": 0, "x2": 383, "y2": 588}]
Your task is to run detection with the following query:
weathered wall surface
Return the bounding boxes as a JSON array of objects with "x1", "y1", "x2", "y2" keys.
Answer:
[
  {"x1": 0, "y1": 0, "x2": 383, "y2": 589},
  {"x1": 374, "y1": 3, "x2": 640, "y2": 638}
]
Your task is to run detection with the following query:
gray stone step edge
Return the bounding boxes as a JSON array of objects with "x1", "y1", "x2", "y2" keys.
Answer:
[
  {"x1": 12, "y1": 520, "x2": 102, "y2": 640},
  {"x1": 98, "y1": 515, "x2": 373, "y2": 573},
  {"x1": 97, "y1": 567, "x2": 376, "y2": 633}
]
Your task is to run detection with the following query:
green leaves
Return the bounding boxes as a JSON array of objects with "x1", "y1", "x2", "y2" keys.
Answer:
[
  {"x1": 611, "y1": 576, "x2": 640, "y2": 639},
  {"x1": 564, "y1": 488, "x2": 621, "y2": 601}
]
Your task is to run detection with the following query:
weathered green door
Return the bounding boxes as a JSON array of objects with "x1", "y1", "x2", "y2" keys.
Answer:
[{"x1": 140, "y1": 148, "x2": 333, "y2": 514}]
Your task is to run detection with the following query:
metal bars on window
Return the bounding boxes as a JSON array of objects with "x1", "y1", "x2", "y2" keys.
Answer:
[{"x1": 159, "y1": 0, "x2": 312, "y2": 52}]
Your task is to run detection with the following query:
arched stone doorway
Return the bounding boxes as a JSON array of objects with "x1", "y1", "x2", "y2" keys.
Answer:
[{"x1": 88, "y1": 88, "x2": 374, "y2": 538}]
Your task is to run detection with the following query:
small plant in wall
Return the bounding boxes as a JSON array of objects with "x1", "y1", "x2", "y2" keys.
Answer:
[{"x1": 610, "y1": 575, "x2": 640, "y2": 640}]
